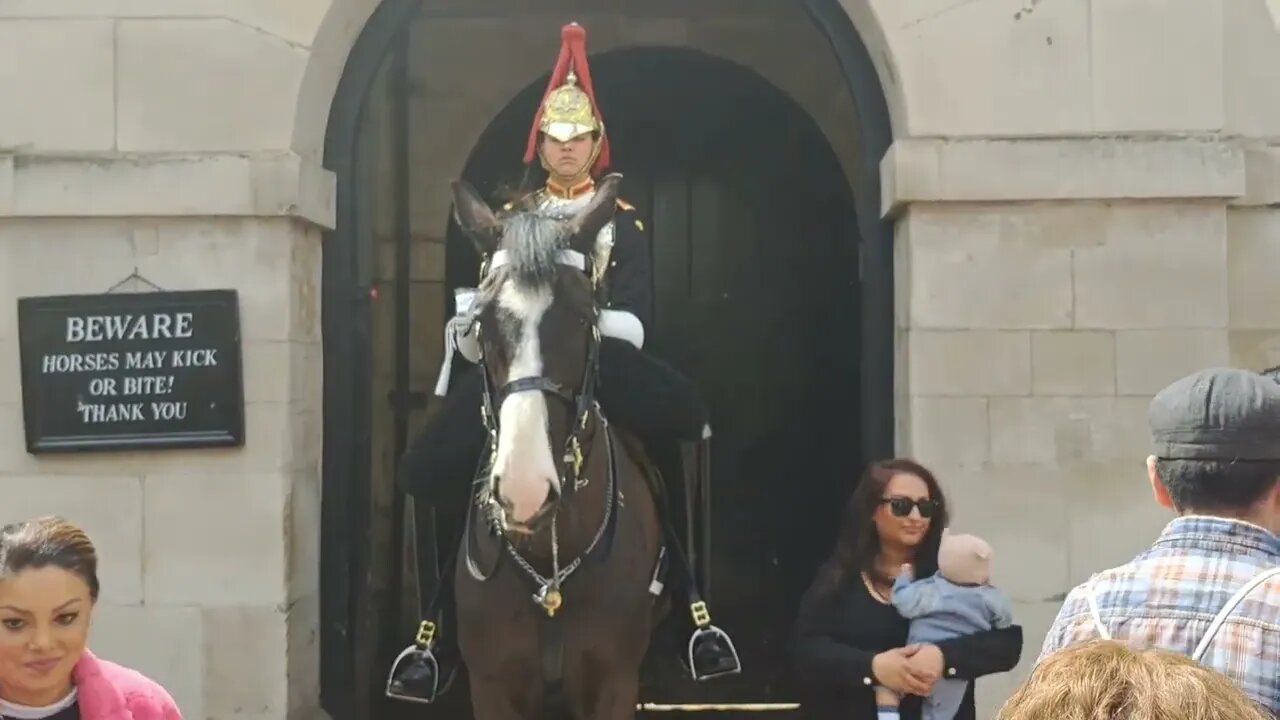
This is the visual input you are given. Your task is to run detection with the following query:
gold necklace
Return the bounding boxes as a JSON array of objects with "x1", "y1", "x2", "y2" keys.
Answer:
[{"x1": 862, "y1": 571, "x2": 890, "y2": 604}]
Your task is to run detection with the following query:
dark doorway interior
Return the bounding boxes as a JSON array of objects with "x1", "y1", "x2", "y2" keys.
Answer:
[{"x1": 446, "y1": 46, "x2": 863, "y2": 706}]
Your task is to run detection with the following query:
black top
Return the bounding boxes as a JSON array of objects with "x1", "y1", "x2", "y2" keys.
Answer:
[
  {"x1": 791, "y1": 572, "x2": 1024, "y2": 720},
  {"x1": 0, "y1": 700, "x2": 80, "y2": 720}
]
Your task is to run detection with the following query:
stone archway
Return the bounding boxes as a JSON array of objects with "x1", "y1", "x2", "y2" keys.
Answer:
[
  {"x1": 311, "y1": 1, "x2": 898, "y2": 717},
  {"x1": 296, "y1": 0, "x2": 907, "y2": 162}
]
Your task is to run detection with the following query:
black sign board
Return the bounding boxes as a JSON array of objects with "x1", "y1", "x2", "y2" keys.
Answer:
[{"x1": 17, "y1": 289, "x2": 245, "y2": 453}]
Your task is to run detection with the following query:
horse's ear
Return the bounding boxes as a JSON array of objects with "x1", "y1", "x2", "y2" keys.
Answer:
[
  {"x1": 451, "y1": 179, "x2": 501, "y2": 255},
  {"x1": 567, "y1": 173, "x2": 623, "y2": 254}
]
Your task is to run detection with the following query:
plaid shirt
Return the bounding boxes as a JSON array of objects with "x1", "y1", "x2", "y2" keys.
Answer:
[{"x1": 1038, "y1": 516, "x2": 1280, "y2": 714}]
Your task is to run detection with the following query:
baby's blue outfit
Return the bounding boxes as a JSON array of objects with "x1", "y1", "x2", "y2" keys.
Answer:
[{"x1": 890, "y1": 571, "x2": 1014, "y2": 720}]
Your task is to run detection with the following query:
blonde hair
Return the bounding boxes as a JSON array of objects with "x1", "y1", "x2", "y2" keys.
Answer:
[{"x1": 998, "y1": 640, "x2": 1270, "y2": 720}]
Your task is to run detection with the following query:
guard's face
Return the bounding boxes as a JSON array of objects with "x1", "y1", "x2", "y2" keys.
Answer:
[{"x1": 541, "y1": 133, "x2": 595, "y2": 181}]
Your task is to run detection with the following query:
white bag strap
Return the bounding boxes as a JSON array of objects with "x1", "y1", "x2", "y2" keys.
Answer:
[
  {"x1": 1192, "y1": 565, "x2": 1280, "y2": 662},
  {"x1": 1085, "y1": 579, "x2": 1112, "y2": 640}
]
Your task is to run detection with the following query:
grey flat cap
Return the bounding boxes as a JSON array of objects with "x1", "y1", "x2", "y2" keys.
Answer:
[{"x1": 1149, "y1": 367, "x2": 1280, "y2": 460}]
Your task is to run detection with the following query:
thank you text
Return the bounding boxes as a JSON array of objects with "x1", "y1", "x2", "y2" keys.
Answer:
[{"x1": 18, "y1": 290, "x2": 244, "y2": 453}]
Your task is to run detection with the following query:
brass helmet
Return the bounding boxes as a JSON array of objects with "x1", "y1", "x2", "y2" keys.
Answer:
[{"x1": 522, "y1": 23, "x2": 611, "y2": 177}]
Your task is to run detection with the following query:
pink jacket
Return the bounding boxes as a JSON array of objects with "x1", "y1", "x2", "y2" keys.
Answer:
[{"x1": 72, "y1": 650, "x2": 182, "y2": 720}]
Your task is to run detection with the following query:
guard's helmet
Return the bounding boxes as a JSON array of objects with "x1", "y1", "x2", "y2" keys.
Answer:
[{"x1": 522, "y1": 23, "x2": 611, "y2": 178}]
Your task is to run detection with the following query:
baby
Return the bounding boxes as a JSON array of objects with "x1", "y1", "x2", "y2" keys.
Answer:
[{"x1": 875, "y1": 531, "x2": 1014, "y2": 720}]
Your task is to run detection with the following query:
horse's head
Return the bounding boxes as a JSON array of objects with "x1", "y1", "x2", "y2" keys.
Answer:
[{"x1": 450, "y1": 174, "x2": 621, "y2": 534}]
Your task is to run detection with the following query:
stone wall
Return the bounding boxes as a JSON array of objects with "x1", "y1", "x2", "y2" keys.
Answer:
[
  {"x1": 886, "y1": 136, "x2": 1280, "y2": 713},
  {"x1": 0, "y1": 213, "x2": 325, "y2": 720},
  {"x1": 0, "y1": 1, "x2": 1279, "y2": 719},
  {"x1": 0, "y1": 14, "x2": 332, "y2": 712}
]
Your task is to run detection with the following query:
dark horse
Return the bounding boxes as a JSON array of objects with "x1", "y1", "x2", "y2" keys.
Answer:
[{"x1": 448, "y1": 174, "x2": 665, "y2": 719}]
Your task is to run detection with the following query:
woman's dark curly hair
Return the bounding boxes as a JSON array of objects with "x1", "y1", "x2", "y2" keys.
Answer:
[{"x1": 810, "y1": 458, "x2": 949, "y2": 598}]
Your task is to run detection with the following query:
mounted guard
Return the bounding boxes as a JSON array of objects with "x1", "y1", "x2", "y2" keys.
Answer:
[{"x1": 389, "y1": 21, "x2": 741, "y2": 706}]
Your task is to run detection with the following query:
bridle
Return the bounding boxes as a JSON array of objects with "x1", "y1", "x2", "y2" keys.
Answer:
[
  {"x1": 474, "y1": 247, "x2": 601, "y2": 508},
  {"x1": 465, "y1": 244, "x2": 621, "y2": 617}
]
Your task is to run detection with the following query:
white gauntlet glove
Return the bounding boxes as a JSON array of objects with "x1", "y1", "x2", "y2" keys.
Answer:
[
  {"x1": 432, "y1": 288, "x2": 482, "y2": 396},
  {"x1": 597, "y1": 309, "x2": 644, "y2": 350}
]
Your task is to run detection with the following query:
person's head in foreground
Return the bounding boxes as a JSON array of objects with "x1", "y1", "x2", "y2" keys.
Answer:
[
  {"x1": 0, "y1": 515, "x2": 100, "y2": 707},
  {"x1": 0, "y1": 515, "x2": 182, "y2": 719},
  {"x1": 997, "y1": 639, "x2": 1272, "y2": 720},
  {"x1": 1146, "y1": 367, "x2": 1280, "y2": 534}
]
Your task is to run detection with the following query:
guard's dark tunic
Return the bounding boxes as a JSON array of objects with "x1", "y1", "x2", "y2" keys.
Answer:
[
  {"x1": 511, "y1": 187, "x2": 654, "y2": 331},
  {"x1": 599, "y1": 201, "x2": 653, "y2": 331}
]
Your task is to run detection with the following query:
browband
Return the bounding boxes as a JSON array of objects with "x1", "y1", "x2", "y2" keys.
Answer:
[{"x1": 487, "y1": 248, "x2": 587, "y2": 276}]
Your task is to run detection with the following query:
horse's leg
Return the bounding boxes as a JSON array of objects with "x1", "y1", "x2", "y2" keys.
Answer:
[
  {"x1": 467, "y1": 671, "x2": 540, "y2": 720},
  {"x1": 586, "y1": 675, "x2": 640, "y2": 720},
  {"x1": 457, "y1": 555, "x2": 544, "y2": 720}
]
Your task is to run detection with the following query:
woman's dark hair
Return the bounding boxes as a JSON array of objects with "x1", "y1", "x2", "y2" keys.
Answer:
[
  {"x1": 0, "y1": 516, "x2": 100, "y2": 601},
  {"x1": 811, "y1": 458, "x2": 949, "y2": 597}
]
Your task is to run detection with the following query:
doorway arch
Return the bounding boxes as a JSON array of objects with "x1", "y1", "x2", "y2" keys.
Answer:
[{"x1": 319, "y1": 2, "x2": 895, "y2": 718}]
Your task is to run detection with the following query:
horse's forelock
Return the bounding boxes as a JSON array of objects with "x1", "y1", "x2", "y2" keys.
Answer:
[
  {"x1": 478, "y1": 210, "x2": 593, "y2": 358},
  {"x1": 501, "y1": 212, "x2": 569, "y2": 289}
]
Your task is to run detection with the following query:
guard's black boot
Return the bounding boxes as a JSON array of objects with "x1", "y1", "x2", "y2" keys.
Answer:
[
  {"x1": 688, "y1": 616, "x2": 742, "y2": 681},
  {"x1": 386, "y1": 621, "x2": 447, "y2": 704},
  {"x1": 670, "y1": 430, "x2": 742, "y2": 676},
  {"x1": 389, "y1": 447, "x2": 472, "y2": 706}
]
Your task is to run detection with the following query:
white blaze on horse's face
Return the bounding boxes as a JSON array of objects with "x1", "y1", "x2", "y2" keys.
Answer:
[{"x1": 491, "y1": 281, "x2": 560, "y2": 526}]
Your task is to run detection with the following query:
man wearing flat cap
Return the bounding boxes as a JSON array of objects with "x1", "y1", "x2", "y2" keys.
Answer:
[{"x1": 1036, "y1": 367, "x2": 1280, "y2": 715}]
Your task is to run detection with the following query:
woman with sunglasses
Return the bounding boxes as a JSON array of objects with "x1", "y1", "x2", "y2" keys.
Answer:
[{"x1": 790, "y1": 458, "x2": 1024, "y2": 720}]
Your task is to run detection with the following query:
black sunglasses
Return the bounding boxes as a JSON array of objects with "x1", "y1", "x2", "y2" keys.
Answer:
[{"x1": 880, "y1": 497, "x2": 939, "y2": 519}]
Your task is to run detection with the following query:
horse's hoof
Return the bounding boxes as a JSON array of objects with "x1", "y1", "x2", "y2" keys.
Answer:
[{"x1": 688, "y1": 626, "x2": 742, "y2": 681}]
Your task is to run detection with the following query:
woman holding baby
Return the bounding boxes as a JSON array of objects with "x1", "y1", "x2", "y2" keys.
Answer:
[{"x1": 791, "y1": 458, "x2": 1023, "y2": 720}]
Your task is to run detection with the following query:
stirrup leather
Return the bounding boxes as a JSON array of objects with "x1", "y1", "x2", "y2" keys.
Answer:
[
  {"x1": 385, "y1": 620, "x2": 445, "y2": 704},
  {"x1": 686, "y1": 602, "x2": 742, "y2": 682}
]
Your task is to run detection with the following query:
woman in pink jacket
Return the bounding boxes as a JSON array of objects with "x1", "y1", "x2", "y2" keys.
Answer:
[{"x1": 0, "y1": 516, "x2": 181, "y2": 720}]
